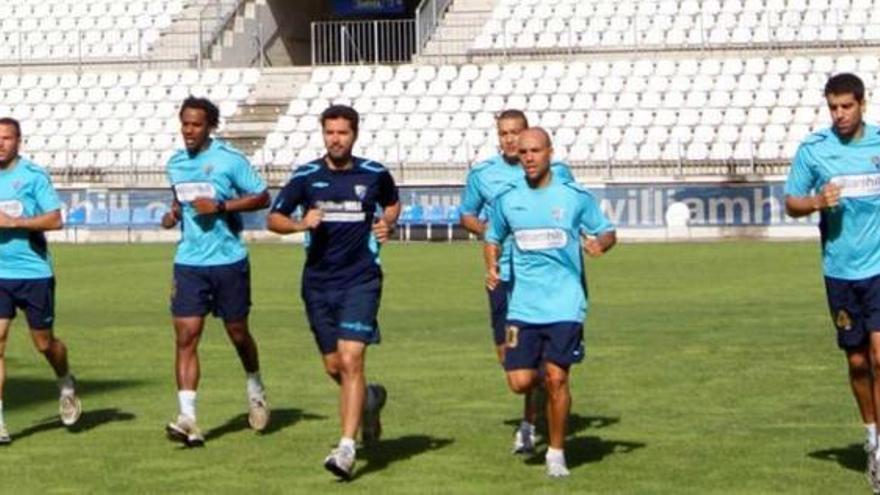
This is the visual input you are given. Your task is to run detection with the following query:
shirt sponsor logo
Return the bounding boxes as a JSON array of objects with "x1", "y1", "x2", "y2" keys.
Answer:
[
  {"x1": 830, "y1": 173, "x2": 880, "y2": 198},
  {"x1": 323, "y1": 212, "x2": 367, "y2": 222},
  {"x1": 315, "y1": 200, "x2": 366, "y2": 222},
  {"x1": 174, "y1": 182, "x2": 217, "y2": 202},
  {"x1": 0, "y1": 200, "x2": 23, "y2": 218},
  {"x1": 513, "y1": 228, "x2": 568, "y2": 250}
]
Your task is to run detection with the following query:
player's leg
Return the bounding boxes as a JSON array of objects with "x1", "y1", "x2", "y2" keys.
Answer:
[
  {"x1": 491, "y1": 283, "x2": 539, "y2": 453},
  {"x1": 0, "y1": 318, "x2": 11, "y2": 444},
  {"x1": 22, "y1": 278, "x2": 79, "y2": 427},
  {"x1": 214, "y1": 259, "x2": 268, "y2": 431},
  {"x1": 541, "y1": 322, "x2": 585, "y2": 478},
  {"x1": 503, "y1": 322, "x2": 543, "y2": 403},
  {"x1": 167, "y1": 264, "x2": 211, "y2": 446}
]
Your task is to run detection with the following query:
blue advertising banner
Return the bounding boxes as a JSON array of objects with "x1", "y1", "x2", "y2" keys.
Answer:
[
  {"x1": 332, "y1": 0, "x2": 405, "y2": 16},
  {"x1": 54, "y1": 183, "x2": 819, "y2": 230}
]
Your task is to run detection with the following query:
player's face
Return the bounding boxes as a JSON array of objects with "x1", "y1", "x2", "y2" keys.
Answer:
[
  {"x1": 826, "y1": 92, "x2": 865, "y2": 139},
  {"x1": 497, "y1": 117, "x2": 527, "y2": 160},
  {"x1": 322, "y1": 117, "x2": 357, "y2": 161},
  {"x1": 180, "y1": 108, "x2": 212, "y2": 153},
  {"x1": 0, "y1": 124, "x2": 20, "y2": 165},
  {"x1": 518, "y1": 133, "x2": 553, "y2": 182}
]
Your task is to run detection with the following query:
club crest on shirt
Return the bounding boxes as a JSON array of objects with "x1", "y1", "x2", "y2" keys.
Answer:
[
  {"x1": 552, "y1": 206, "x2": 565, "y2": 221},
  {"x1": 836, "y1": 309, "x2": 853, "y2": 331},
  {"x1": 872, "y1": 156, "x2": 880, "y2": 169},
  {"x1": 202, "y1": 164, "x2": 214, "y2": 175},
  {"x1": 11, "y1": 180, "x2": 22, "y2": 191},
  {"x1": 354, "y1": 184, "x2": 367, "y2": 200}
]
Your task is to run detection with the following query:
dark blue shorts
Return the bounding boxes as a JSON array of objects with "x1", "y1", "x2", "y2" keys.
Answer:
[
  {"x1": 171, "y1": 258, "x2": 251, "y2": 322},
  {"x1": 825, "y1": 274, "x2": 880, "y2": 350},
  {"x1": 503, "y1": 320, "x2": 584, "y2": 371},
  {"x1": 487, "y1": 280, "x2": 510, "y2": 346},
  {"x1": 302, "y1": 278, "x2": 382, "y2": 355},
  {"x1": 0, "y1": 277, "x2": 56, "y2": 330}
]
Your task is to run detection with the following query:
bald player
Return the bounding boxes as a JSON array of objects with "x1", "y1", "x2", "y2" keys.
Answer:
[{"x1": 484, "y1": 128, "x2": 616, "y2": 477}]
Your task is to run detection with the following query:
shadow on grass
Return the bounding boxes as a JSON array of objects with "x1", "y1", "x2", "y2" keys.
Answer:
[
  {"x1": 808, "y1": 443, "x2": 864, "y2": 473},
  {"x1": 350, "y1": 435, "x2": 454, "y2": 480},
  {"x1": 523, "y1": 435, "x2": 645, "y2": 468},
  {"x1": 13, "y1": 408, "x2": 136, "y2": 441},
  {"x1": 504, "y1": 413, "x2": 620, "y2": 438},
  {"x1": 5, "y1": 377, "x2": 146, "y2": 409},
  {"x1": 204, "y1": 407, "x2": 326, "y2": 441}
]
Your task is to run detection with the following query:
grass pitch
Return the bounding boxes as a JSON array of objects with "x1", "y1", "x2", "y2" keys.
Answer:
[{"x1": 0, "y1": 241, "x2": 866, "y2": 493}]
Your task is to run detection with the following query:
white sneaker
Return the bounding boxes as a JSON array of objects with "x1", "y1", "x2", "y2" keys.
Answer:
[
  {"x1": 512, "y1": 422, "x2": 536, "y2": 454},
  {"x1": 166, "y1": 414, "x2": 204, "y2": 447},
  {"x1": 324, "y1": 446, "x2": 356, "y2": 480},
  {"x1": 59, "y1": 393, "x2": 82, "y2": 427},
  {"x1": 868, "y1": 443, "x2": 880, "y2": 493},
  {"x1": 546, "y1": 454, "x2": 571, "y2": 478},
  {"x1": 362, "y1": 384, "x2": 386, "y2": 444},
  {"x1": 0, "y1": 423, "x2": 10, "y2": 445},
  {"x1": 248, "y1": 393, "x2": 270, "y2": 432}
]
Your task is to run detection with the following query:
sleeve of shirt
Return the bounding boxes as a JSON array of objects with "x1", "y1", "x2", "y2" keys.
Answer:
[
  {"x1": 578, "y1": 192, "x2": 614, "y2": 235},
  {"x1": 270, "y1": 176, "x2": 306, "y2": 216},
  {"x1": 460, "y1": 169, "x2": 484, "y2": 216},
  {"x1": 377, "y1": 170, "x2": 399, "y2": 207},
  {"x1": 484, "y1": 197, "x2": 510, "y2": 245},
  {"x1": 33, "y1": 173, "x2": 61, "y2": 213},
  {"x1": 783, "y1": 144, "x2": 816, "y2": 196},
  {"x1": 231, "y1": 156, "x2": 267, "y2": 196}
]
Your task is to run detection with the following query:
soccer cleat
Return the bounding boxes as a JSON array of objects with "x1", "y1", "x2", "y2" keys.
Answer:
[
  {"x1": 546, "y1": 455, "x2": 571, "y2": 478},
  {"x1": 512, "y1": 422, "x2": 536, "y2": 454},
  {"x1": 324, "y1": 446, "x2": 356, "y2": 480},
  {"x1": 361, "y1": 384, "x2": 387, "y2": 444},
  {"x1": 0, "y1": 424, "x2": 10, "y2": 445},
  {"x1": 868, "y1": 444, "x2": 880, "y2": 494},
  {"x1": 166, "y1": 414, "x2": 205, "y2": 447},
  {"x1": 247, "y1": 393, "x2": 270, "y2": 432},
  {"x1": 59, "y1": 393, "x2": 82, "y2": 427}
]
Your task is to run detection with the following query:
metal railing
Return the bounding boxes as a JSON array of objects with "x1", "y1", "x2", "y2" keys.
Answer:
[
  {"x1": 415, "y1": 0, "x2": 454, "y2": 56},
  {"x1": 311, "y1": 20, "x2": 417, "y2": 66}
]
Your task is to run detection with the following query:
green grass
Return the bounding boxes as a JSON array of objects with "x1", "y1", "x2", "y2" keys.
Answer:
[{"x1": 0, "y1": 241, "x2": 866, "y2": 493}]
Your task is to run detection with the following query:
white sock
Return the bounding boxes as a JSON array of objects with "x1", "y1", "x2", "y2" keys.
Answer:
[
  {"x1": 0, "y1": 400, "x2": 4, "y2": 425},
  {"x1": 178, "y1": 390, "x2": 197, "y2": 420},
  {"x1": 339, "y1": 437, "x2": 356, "y2": 452},
  {"x1": 546, "y1": 447, "x2": 566, "y2": 463},
  {"x1": 246, "y1": 372, "x2": 264, "y2": 397},
  {"x1": 58, "y1": 374, "x2": 75, "y2": 398},
  {"x1": 868, "y1": 423, "x2": 878, "y2": 448}
]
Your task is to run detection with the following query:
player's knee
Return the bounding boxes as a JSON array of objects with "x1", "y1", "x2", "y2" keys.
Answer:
[
  {"x1": 543, "y1": 371, "x2": 569, "y2": 392},
  {"x1": 507, "y1": 374, "x2": 534, "y2": 394},
  {"x1": 31, "y1": 334, "x2": 54, "y2": 353},
  {"x1": 339, "y1": 351, "x2": 364, "y2": 375}
]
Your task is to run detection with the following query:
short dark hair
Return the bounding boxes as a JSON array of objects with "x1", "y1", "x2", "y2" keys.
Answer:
[
  {"x1": 825, "y1": 73, "x2": 865, "y2": 102},
  {"x1": 179, "y1": 96, "x2": 220, "y2": 128},
  {"x1": 496, "y1": 109, "x2": 529, "y2": 127},
  {"x1": 321, "y1": 105, "x2": 359, "y2": 134},
  {"x1": 0, "y1": 117, "x2": 21, "y2": 138}
]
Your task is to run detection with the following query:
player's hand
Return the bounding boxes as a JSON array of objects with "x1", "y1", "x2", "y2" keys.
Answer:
[
  {"x1": 191, "y1": 197, "x2": 220, "y2": 215},
  {"x1": 582, "y1": 236, "x2": 605, "y2": 258},
  {"x1": 372, "y1": 217, "x2": 394, "y2": 243},
  {"x1": 301, "y1": 208, "x2": 323, "y2": 230},
  {"x1": 0, "y1": 210, "x2": 15, "y2": 229},
  {"x1": 818, "y1": 183, "x2": 841, "y2": 210},
  {"x1": 486, "y1": 266, "x2": 500, "y2": 290}
]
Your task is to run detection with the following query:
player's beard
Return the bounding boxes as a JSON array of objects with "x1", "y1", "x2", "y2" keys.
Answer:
[{"x1": 327, "y1": 149, "x2": 353, "y2": 169}]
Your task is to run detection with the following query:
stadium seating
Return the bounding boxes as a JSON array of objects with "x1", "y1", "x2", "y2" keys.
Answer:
[
  {"x1": 251, "y1": 55, "x2": 880, "y2": 169},
  {"x1": 472, "y1": 0, "x2": 880, "y2": 52},
  {"x1": 0, "y1": 0, "x2": 185, "y2": 62},
  {"x1": 6, "y1": 68, "x2": 261, "y2": 170}
]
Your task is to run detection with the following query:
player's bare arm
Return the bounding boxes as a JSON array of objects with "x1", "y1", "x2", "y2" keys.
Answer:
[
  {"x1": 785, "y1": 183, "x2": 841, "y2": 218},
  {"x1": 0, "y1": 209, "x2": 62, "y2": 231}
]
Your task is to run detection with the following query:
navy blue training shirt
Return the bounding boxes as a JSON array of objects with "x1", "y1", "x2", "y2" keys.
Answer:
[{"x1": 271, "y1": 156, "x2": 399, "y2": 289}]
